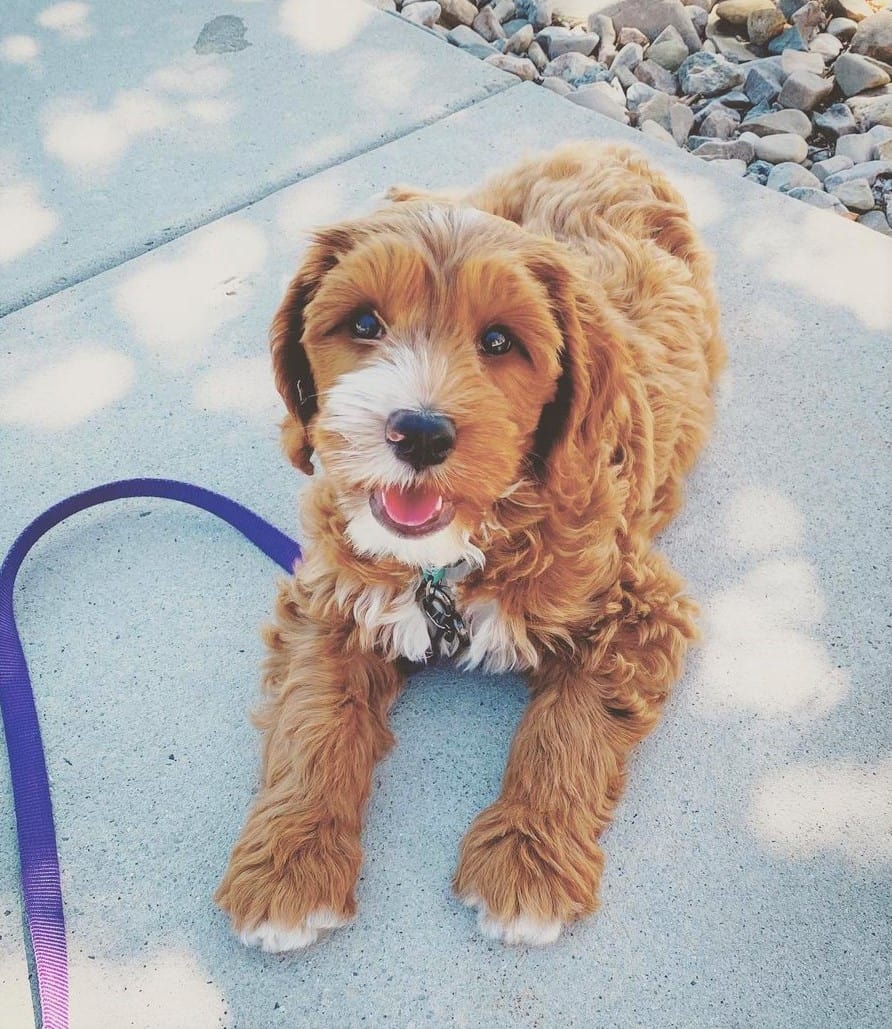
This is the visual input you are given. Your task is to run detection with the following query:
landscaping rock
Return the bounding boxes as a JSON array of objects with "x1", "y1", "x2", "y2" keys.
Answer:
[
  {"x1": 850, "y1": 11, "x2": 892, "y2": 63},
  {"x1": 768, "y1": 27, "x2": 809, "y2": 54},
  {"x1": 700, "y1": 105, "x2": 741, "y2": 137},
  {"x1": 537, "y1": 27, "x2": 598, "y2": 57},
  {"x1": 439, "y1": 0, "x2": 477, "y2": 28},
  {"x1": 786, "y1": 185, "x2": 848, "y2": 212},
  {"x1": 836, "y1": 131, "x2": 879, "y2": 162},
  {"x1": 828, "y1": 176, "x2": 876, "y2": 209},
  {"x1": 766, "y1": 161, "x2": 822, "y2": 189},
  {"x1": 813, "y1": 102, "x2": 859, "y2": 136},
  {"x1": 813, "y1": 154, "x2": 856, "y2": 179},
  {"x1": 714, "y1": 0, "x2": 774, "y2": 25},
  {"x1": 744, "y1": 64, "x2": 785, "y2": 105},
  {"x1": 527, "y1": 40, "x2": 548, "y2": 69},
  {"x1": 756, "y1": 133, "x2": 810, "y2": 163},
  {"x1": 748, "y1": 7, "x2": 787, "y2": 46},
  {"x1": 745, "y1": 158, "x2": 775, "y2": 182},
  {"x1": 515, "y1": 0, "x2": 555, "y2": 31},
  {"x1": 637, "y1": 59, "x2": 679, "y2": 93},
  {"x1": 827, "y1": 17, "x2": 858, "y2": 42},
  {"x1": 691, "y1": 137, "x2": 756, "y2": 161},
  {"x1": 678, "y1": 51, "x2": 744, "y2": 96},
  {"x1": 402, "y1": 2, "x2": 442, "y2": 27},
  {"x1": 823, "y1": 159, "x2": 892, "y2": 189},
  {"x1": 605, "y1": 0, "x2": 702, "y2": 51},
  {"x1": 778, "y1": 70, "x2": 835, "y2": 111},
  {"x1": 711, "y1": 157, "x2": 748, "y2": 175},
  {"x1": 836, "y1": 1, "x2": 877, "y2": 26},
  {"x1": 541, "y1": 74, "x2": 573, "y2": 94},
  {"x1": 568, "y1": 84, "x2": 630, "y2": 121},
  {"x1": 647, "y1": 25, "x2": 690, "y2": 71},
  {"x1": 505, "y1": 24, "x2": 535, "y2": 54},
  {"x1": 484, "y1": 52, "x2": 539, "y2": 79},
  {"x1": 834, "y1": 52, "x2": 892, "y2": 97},
  {"x1": 810, "y1": 33, "x2": 844, "y2": 61},
  {"x1": 473, "y1": 7, "x2": 507, "y2": 41},
  {"x1": 542, "y1": 51, "x2": 608, "y2": 85},
  {"x1": 791, "y1": 1, "x2": 826, "y2": 45},
  {"x1": 448, "y1": 24, "x2": 499, "y2": 58},
  {"x1": 743, "y1": 108, "x2": 813, "y2": 137},
  {"x1": 857, "y1": 209, "x2": 892, "y2": 233}
]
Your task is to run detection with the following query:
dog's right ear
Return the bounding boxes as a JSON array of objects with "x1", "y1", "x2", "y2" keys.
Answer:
[{"x1": 269, "y1": 227, "x2": 355, "y2": 475}]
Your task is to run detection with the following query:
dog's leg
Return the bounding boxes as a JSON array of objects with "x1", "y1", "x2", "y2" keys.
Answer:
[
  {"x1": 454, "y1": 549, "x2": 697, "y2": 945},
  {"x1": 215, "y1": 584, "x2": 405, "y2": 952}
]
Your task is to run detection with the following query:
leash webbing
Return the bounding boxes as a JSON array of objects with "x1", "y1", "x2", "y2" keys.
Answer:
[{"x1": 0, "y1": 478, "x2": 302, "y2": 1029}]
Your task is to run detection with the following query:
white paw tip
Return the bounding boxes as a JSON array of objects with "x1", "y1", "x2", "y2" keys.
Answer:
[
  {"x1": 462, "y1": 894, "x2": 563, "y2": 947},
  {"x1": 239, "y1": 908, "x2": 349, "y2": 953}
]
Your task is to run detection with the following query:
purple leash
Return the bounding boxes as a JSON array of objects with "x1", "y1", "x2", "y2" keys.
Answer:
[{"x1": 0, "y1": 479, "x2": 302, "y2": 1029}]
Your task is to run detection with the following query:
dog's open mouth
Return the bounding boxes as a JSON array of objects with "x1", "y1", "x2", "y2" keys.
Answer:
[{"x1": 369, "y1": 484, "x2": 455, "y2": 538}]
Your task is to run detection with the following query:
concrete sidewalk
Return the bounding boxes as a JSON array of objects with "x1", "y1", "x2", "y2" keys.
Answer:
[{"x1": 1, "y1": 4, "x2": 890, "y2": 1028}]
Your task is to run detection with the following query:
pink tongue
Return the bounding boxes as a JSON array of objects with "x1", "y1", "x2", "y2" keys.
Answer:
[{"x1": 381, "y1": 484, "x2": 443, "y2": 527}]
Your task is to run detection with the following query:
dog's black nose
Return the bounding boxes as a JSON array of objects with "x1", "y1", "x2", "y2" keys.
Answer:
[{"x1": 385, "y1": 409, "x2": 456, "y2": 470}]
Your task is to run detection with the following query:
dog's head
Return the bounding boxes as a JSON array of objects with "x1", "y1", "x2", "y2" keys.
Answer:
[{"x1": 271, "y1": 202, "x2": 620, "y2": 568}]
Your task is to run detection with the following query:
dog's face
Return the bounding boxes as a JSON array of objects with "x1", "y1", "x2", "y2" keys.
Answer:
[{"x1": 271, "y1": 203, "x2": 604, "y2": 568}]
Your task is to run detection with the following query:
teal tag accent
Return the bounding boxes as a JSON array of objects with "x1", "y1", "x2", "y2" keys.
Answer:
[{"x1": 424, "y1": 567, "x2": 446, "y2": 586}]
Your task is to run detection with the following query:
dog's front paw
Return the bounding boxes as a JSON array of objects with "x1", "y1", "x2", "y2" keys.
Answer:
[
  {"x1": 453, "y1": 801, "x2": 604, "y2": 947},
  {"x1": 215, "y1": 813, "x2": 360, "y2": 951},
  {"x1": 239, "y1": 909, "x2": 350, "y2": 953}
]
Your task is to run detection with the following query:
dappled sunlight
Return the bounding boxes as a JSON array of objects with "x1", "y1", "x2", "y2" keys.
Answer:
[
  {"x1": 738, "y1": 204, "x2": 892, "y2": 332},
  {"x1": 278, "y1": 0, "x2": 373, "y2": 54},
  {"x1": 41, "y1": 56, "x2": 235, "y2": 174},
  {"x1": 1, "y1": 34, "x2": 40, "y2": 64},
  {"x1": 696, "y1": 556, "x2": 848, "y2": 718},
  {"x1": 42, "y1": 90, "x2": 175, "y2": 172},
  {"x1": 663, "y1": 167, "x2": 724, "y2": 229},
  {"x1": 275, "y1": 176, "x2": 345, "y2": 243},
  {"x1": 194, "y1": 356, "x2": 279, "y2": 417},
  {"x1": 69, "y1": 949, "x2": 226, "y2": 1029},
  {"x1": 114, "y1": 220, "x2": 268, "y2": 366},
  {"x1": 37, "y1": 2, "x2": 93, "y2": 40},
  {"x1": 358, "y1": 50, "x2": 425, "y2": 110},
  {"x1": 0, "y1": 348, "x2": 134, "y2": 430},
  {"x1": 0, "y1": 180, "x2": 58, "y2": 263},
  {"x1": 726, "y1": 485, "x2": 803, "y2": 555},
  {"x1": 751, "y1": 757, "x2": 892, "y2": 865}
]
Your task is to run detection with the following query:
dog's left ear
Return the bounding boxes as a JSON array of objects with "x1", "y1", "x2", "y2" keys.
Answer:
[
  {"x1": 270, "y1": 226, "x2": 356, "y2": 475},
  {"x1": 526, "y1": 252, "x2": 619, "y2": 486}
]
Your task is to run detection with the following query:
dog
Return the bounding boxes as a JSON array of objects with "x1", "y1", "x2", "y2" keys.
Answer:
[{"x1": 215, "y1": 142, "x2": 725, "y2": 950}]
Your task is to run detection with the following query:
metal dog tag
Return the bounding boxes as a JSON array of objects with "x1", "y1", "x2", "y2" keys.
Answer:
[{"x1": 418, "y1": 570, "x2": 470, "y2": 658}]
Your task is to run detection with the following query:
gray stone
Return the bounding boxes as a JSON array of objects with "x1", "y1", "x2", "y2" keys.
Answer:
[
  {"x1": 515, "y1": 0, "x2": 555, "y2": 31},
  {"x1": 823, "y1": 159, "x2": 892, "y2": 189},
  {"x1": 809, "y1": 33, "x2": 843, "y2": 62},
  {"x1": 836, "y1": 132, "x2": 879, "y2": 162},
  {"x1": 636, "y1": 59, "x2": 679, "y2": 94},
  {"x1": 193, "y1": 15, "x2": 250, "y2": 54},
  {"x1": 766, "y1": 161, "x2": 822, "y2": 190},
  {"x1": 647, "y1": 25, "x2": 689, "y2": 72},
  {"x1": 401, "y1": 1, "x2": 442, "y2": 27},
  {"x1": 609, "y1": 41, "x2": 645, "y2": 79},
  {"x1": 483, "y1": 52, "x2": 540, "y2": 79},
  {"x1": 813, "y1": 102, "x2": 859, "y2": 137},
  {"x1": 678, "y1": 52, "x2": 744, "y2": 96},
  {"x1": 745, "y1": 158, "x2": 775, "y2": 182},
  {"x1": 541, "y1": 74, "x2": 573, "y2": 94},
  {"x1": 492, "y1": 0, "x2": 518, "y2": 22},
  {"x1": 834, "y1": 52, "x2": 892, "y2": 98},
  {"x1": 786, "y1": 185, "x2": 848, "y2": 212},
  {"x1": 714, "y1": 0, "x2": 774, "y2": 25},
  {"x1": 705, "y1": 20, "x2": 760, "y2": 62},
  {"x1": 781, "y1": 48, "x2": 826, "y2": 75},
  {"x1": 700, "y1": 105, "x2": 741, "y2": 137},
  {"x1": 756, "y1": 134, "x2": 810, "y2": 163},
  {"x1": 527, "y1": 40, "x2": 549, "y2": 69},
  {"x1": 828, "y1": 177, "x2": 876, "y2": 210},
  {"x1": 833, "y1": 0, "x2": 873, "y2": 21},
  {"x1": 827, "y1": 17, "x2": 858, "y2": 42},
  {"x1": 626, "y1": 81, "x2": 660, "y2": 112},
  {"x1": 858, "y1": 209, "x2": 892, "y2": 233},
  {"x1": 744, "y1": 65, "x2": 785, "y2": 106},
  {"x1": 537, "y1": 27, "x2": 598, "y2": 58},
  {"x1": 505, "y1": 24, "x2": 535, "y2": 55},
  {"x1": 618, "y1": 26, "x2": 651, "y2": 48},
  {"x1": 748, "y1": 7, "x2": 788, "y2": 46},
  {"x1": 791, "y1": 1, "x2": 826, "y2": 45},
  {"x1": 448, "y1": 24, "x2": 499, "y2": 58},
  {"x1": 439, "y1": 0, "x2": 478, "y2": 27},
  {"x1": 688, "y1": 6, "x2": 709, "y2": 38},
  {"x1": 778, "y1": 0, "x2": 808, "y2": 17},
  {"x1": 813, "y1": 154, "x2": 856, "y2": 180},
  {"x1": 473, "y1": 7, "x2": 508, "y2": 42},
  {"x1": 502, "y1": 18, "x2": 528, "y2": 35},
  {"x1": 858, "y1": 94, "x2": 892, "y2": 129},
  {"x1": 768, "y1": 27, "x2": 809, "y2": 54},
  {"x1": 851, "y1": 11, "x2": 892, "y2": 63},
  {"x1": 690, "y1": 137, "x2": 756, "y2": 160},
  {"x1": 638, "y1": 92, "x2": 695, "y2": 142},
  {"x1": 590, "y1": 13, "x2": 616, "y2": 50},
  {"x1": 542, "y1": 52, "x2": 609, "y2": 85},
  {"x1": 567, "y1": 84, "x2": 630, "y2": 122},
  {"x1": 640, "y1": 119, "x2": 679, "y2": 144},
  {"x1": 743, "y1": 108, "x2": 813, "y2": 138},
  {"x1": 778, "y1": 70, "x2": 834, "y2": 112},
  {"x1": 602, "y1": 0, "x2": 702, "y2": 52}
]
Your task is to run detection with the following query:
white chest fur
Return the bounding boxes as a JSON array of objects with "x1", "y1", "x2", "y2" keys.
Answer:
[{"x1": 351, "y1": 582, "x2": 538, "y2": 672}]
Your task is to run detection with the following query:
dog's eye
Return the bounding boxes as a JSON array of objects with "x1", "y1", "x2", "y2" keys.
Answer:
[
  {"x1": 480, "y1": 326, "x2": 513, "y2": 356},
  {"x1": 352, "y1": 310, "x2": 384, "y2": 340}
]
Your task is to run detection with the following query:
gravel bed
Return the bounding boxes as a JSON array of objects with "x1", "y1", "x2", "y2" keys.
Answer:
[{"x1": 372, "y1": 0, "x2": 892, "y2": 235}]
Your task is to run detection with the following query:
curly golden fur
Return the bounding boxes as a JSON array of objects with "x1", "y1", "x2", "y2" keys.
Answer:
[{"x1": 215, "y1": 142, "x2": 725, "y2": 949}]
